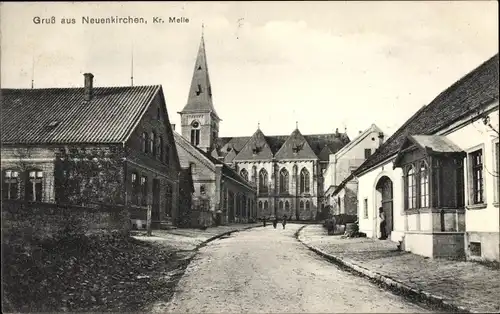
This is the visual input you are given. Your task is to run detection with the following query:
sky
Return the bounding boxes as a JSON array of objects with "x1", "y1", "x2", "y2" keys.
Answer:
[{"x1": 1, "y1": 1, "x2": 498, "y2": 140}]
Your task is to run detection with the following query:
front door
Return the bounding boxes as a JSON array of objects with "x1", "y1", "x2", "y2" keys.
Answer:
[{"x1": 380, "y1": 178, "x2": 394, "y2": 238}]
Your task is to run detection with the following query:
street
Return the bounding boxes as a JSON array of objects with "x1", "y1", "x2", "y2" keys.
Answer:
[{"x1": 154, "y1": 224, "x2": 433, "y2": 313}]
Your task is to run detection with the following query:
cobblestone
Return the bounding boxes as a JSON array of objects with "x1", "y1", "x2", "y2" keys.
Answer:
[{"x1": 299, "y1": 225, "x2": 500, "y2": 314}]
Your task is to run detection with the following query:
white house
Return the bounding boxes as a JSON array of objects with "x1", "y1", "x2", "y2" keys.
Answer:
[
  {"x1": 323, "y1": 124, "x2": 385, "y2": 215},
  {"x1": 342, "y1": 54, "x2": 499, "y2": 261}
]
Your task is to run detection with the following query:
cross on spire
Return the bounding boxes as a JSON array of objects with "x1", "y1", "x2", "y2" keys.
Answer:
[
  {"x1": 296, "y1": 121, "x2": 298, "y2": 129},
  {"x1": 258, "y1": 121, "x2": 260, "y2": 130},
  {"x1": 201, "y1": 23, "x2": 204, "y2": 37}
]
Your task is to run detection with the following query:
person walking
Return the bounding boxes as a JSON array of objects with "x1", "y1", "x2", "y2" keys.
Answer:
[
  {"x1": 262, "y1": 216, "x2": 267, "y2": 227},
  {"x1": 272, "y1": 216, "x2": 278, "y2": 229},
  {"x1": 378, "y1": 207, "x2": 387, "y2": 240},
  {"x1": 282, "y1": 215, "x2": 287, "y2": 229}
]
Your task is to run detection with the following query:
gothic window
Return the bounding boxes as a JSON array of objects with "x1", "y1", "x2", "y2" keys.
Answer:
[
  {"x1": 142, "y1": 132, "x2": 149, "y2": 153},
  {"x1": 285, "y1": 201, "x2": 290, "y2": 210},
  {"x1": 258, "y1": 201, "x2": 263, "y2": 210},
  {"x1": 305, "y1": 200, "x2": 311, "y2": 210},
  {"x1": 264, "y1": 201, "x2": 269, "y2": 210},
  {"x1": 2, "y1": 170, "x2": 19, "y2": 200},
  {"x1": 190, "y1": 121, "x2": 200, "y2": 146},
  {"x1": 420, "y1": 162, "x2": 429, "y2": 208},
  {"x1": 240, "y1": 169, "x2": 249, "y2": 181},
  {"x1": 259, "y1": 169, "x2": 268, "y2": 194},
  {"x1": 279, "y1": 201, "x2": 284, "y2": 210},
  {"x1": 279, "y1": 168, "x2": 289, "y2": 194},
  {"x1": 406, "y1": 166, "x2": 417, "y2": 209},
  {"x1": 252, "y1": 166, "x2": 257, "y2": 183},
  {"x1": 299, "y1": 201, "x2": 304, "y2": 210},
  {"x1": 150, "y1": 132, "x2": 156, "y2": 155},
  {"x1": 25, "y1": 170, "x2": 43, "y2": 202},
  {"x1": 300, "y1": 168, "x2": 310, "y2": 194},
  {"x1": 200, "y1": 185, "x2": 206, "y2": 195}
]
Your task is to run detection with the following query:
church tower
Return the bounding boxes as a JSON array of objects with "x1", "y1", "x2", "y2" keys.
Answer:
[{"x1": 179, "y1": 28, "x2": 221, "y2": 153}]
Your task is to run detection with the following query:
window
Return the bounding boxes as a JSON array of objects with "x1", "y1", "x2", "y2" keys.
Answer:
[
  {"x1": 142, "y1": 132, "x2": 149, "y2": 153},
  {"x1": 420, "y1": 162, "x2": 429, "y2": 208},
  {"x1": 141, "y1": 176, "x2": 148, "y2": 206},
  {"x1": 264, "y1": 201, "x2": 268, "y2": 210},
  {"x1": 279, "y1": 168, "x2": 289, "y2": 193},
  {"x1": 299, "y1": 201, "x2": 304, "y2": 210},
  {"x1": 259, "y1": 169, "x2": 268, "y2": 194},
  {"x1": 240, "y1": 169, "x2": 249, "y2": 181},
  {"x1": 470, "y1": 149, "x2": 484, "y2": 204},
  {"x1": 300, "y1": 168, "x2": 310, "y2": 194},
  {"x1": 190, "y1": 121, "x2": 200, "y2": 146},
  {"x1": 200, "y1": 185, "x2": 206, "y2": 195},
  {"x1": 285, "y1": 201, "x2": 290, "y2": 210},
  {"x1": 131, "y1": 172, "x2": 139, "y2": 205},
  {"x1": 363, "y1": 198, "x2": 368, "y2": 218},
  {"x1": 305, "y1": 200, "x2": 310, "y2": 210},
  {"x1": 364, "y1": 148, "x2": 372, "y2": 159},
  {"x1": 279, "y1": 201, "x2": 284, "y2": 209},
  {"x1": 252, "y1": 166, "x2": 257, "y2": 183},
  {"x1": 150, "y1": 132, "x2": 156, "y2": 156},
  {"x1": 258, "y1": 201, "x2": 263, "y2": 210},
  {"x1": 159, "y1": 136, "x2": 164, "y2": 161},
  {"x1": 406, "y1": 166, "x2": 417, "y2": 209},
  {"x1": 3, "y1": 170, "x2": 19, "y2": 200},
  {"x1": 25, "y1": 170, "x2": 43, "y2": 202}
]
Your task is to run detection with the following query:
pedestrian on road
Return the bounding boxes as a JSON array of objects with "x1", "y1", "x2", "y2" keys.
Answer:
[
  {"x1": 378, "y1": 207, "x2": 387, "y2": 240},
  {"x1": 262, "y1": 216, "x2": 267, "y2": 227},
  {"x1": 282, "y1": 215, "x2": 287, "y2": 229},
  {"x1": 273, "y1": 216, "x2": 278, "y2": 229}
]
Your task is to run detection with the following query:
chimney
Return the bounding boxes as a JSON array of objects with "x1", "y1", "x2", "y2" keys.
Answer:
[
  {"x1": 84, "y1": 73, "x2": 94, "y2": 101},
  {"x1": 335, "y1": 128, "x2": 339, "y2": 137},
  {"x1": 378, "y1": 131, "x2": 385, "y2": 147},
  {"x1": 358, "y1": 130, "x2": 362, "y2": 135},
  {"x1": 171, "y1": 123, "x2": 176, "y2": 131}
]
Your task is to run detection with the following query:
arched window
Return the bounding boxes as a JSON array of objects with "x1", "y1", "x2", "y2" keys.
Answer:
[
  {"x1": 259, "y1": 169, "x2": 268, "y2": 194},
  {"x1": 264, "y1": 201, "x2": 269, "y2": 209},
  {"x1": 141, "y1": 176, "x2": 148, "y2": 206},
  {"x1": 25, "y1": 170, "x2": 43, "y2": 201},
  {"x1": 240, "y1": 169, "x2": 249, "y2": 181},
  {"x1": 406, "y1": 166, "x2": 416, "y2": 209},
  {"x1": 279, "y1": 200, "x2": 284, "y2": 209},
  {"x1": 258, "y1": 201, "x2": 263, "y2": 210},
  {"x1": 150, "y1": 132, "x2": 156, "y2": 155},
  {"x1": 200, "y1": 185, "x2": 206, "y2": 195},
  {"x1": 285, "y1": 201, "x2": 290, "y2": 210},
  {"x1": 420, "y1": 162, "x2": 429, "y2": 208},
  {"x1": 299, "y1": 200, "x2": 304, "y2": 210},
  {"x1": 190, "y1": 120, "x2": 200, "y2": 146},
  {"x1": 3, "y1": 170, "x2": 19, "y2": 200},
  {"x1": 252, "y1": 166, "x2": 257, "y2": 183},
  {"x1": 305, "y1": 200, "x2": 310, "y2": 210},
  {"x1": 300, "y1": 168, "x2": 310, "y2": 194},
  {"x1": 142, "y1": 132, "x2": 148, "y2": 153},
  {"x1": 279, "y1": 168, "x2": 289, "y2": 193}
]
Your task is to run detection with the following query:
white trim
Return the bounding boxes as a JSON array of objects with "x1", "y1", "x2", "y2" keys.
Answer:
[
  {"x1": 1, "y1": 158, "x2": 56, "y2": 162},
  {"x1": 335, "y1": 124, "x2": 382, "y2": 160},
  {"x1": 438, "y1": 101, "x2": 499, "y2": 136}
]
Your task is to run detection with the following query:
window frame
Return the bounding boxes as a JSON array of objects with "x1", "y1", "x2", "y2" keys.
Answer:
[
  {"x1": 279, "y1": 168, "x2": 289, "y2": 194},
  {"x1": 467, "y1": 147, "x2": 485, "y2": 206},
  {"x1": 3, "y1": 169, "x2": 20, "y2": 200},
  {"x1": 363, "y1": 198, "x2": 368, "y2": 219},
  {"x1": 300, "y1": 168, "x2": 310, "y2": 194},
  {"x1": 493, "y1": 138, "x2": 499, "y2": 205},
  {"x1": 25, "y1": 169, "x2": 43, "y2": 202}
]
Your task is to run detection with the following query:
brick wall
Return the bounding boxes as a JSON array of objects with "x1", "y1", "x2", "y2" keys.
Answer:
[{"x1": 2, "y1": 200, "x2": 131, "y2": 242}]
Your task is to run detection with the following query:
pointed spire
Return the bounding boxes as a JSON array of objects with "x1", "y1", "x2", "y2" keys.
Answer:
[
  {"x1": 180, "y1": 27, "x2": 219, "y2": 119},
  {"x1": 296, "y1": 121, "x2": 298, "y2": 130}
]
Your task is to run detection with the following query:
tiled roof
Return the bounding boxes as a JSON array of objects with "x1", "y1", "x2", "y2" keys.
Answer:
[
  {"x1": 216, "y1": 131, "x2": 349, "y2": 163},
  {"x1": 410, "y1": 135, "x2": 464, "y2": 153},
  {"x1": 352, "y1": 54, "x2": 499, "y2": 177},
  {"x1": 274, "y1": 129, "x2": 319, "y2": 160},
  {"x1": 233, "y1": 129, "x2": 274, "y2": 161},
  {"x1": 1, "y1": 85, "x2": 161, "y2": 144}
]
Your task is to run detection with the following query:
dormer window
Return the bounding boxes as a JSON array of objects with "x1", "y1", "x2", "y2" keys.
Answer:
[
  {"x1": 196, "y1": 84, "x2": 202, "y2": 96},
  {"x1": 252, "y1": 146, "x2": 261, "y2": 155},
  {"x1": 197, "y1": 65, "x2": 202, "y2": 70}
]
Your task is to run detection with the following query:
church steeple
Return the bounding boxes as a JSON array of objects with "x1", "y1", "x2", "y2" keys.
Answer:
[{"x1": 179, "y1": 27, "x2": 221, "y2": 153}]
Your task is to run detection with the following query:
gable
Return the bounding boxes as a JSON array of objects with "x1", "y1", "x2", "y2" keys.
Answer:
[
  {"x1": 173, "y1": 131, "x2": 216, "y2": 173},
  {"x1": 274, "y1": 129, "x2": 319, "y2": 160},
  {"x1": 234, "y1": 129, "x2": 274, "y2": 161}
]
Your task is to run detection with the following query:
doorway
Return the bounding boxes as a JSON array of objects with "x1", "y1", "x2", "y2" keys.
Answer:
[{"x1": 375, "y1": 176, "x2": 393, "y2": 239}]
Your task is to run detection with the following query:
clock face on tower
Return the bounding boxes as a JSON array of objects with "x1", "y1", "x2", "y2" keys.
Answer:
[{"x1": 192, "y1": 121, "x2": 200, "y2": 128}]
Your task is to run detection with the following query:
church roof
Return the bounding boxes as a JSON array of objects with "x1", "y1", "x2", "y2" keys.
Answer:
[
  {"x1": 215, "y1": 130, "x2": 349, "y2": 162},
  {"x1": 1, "y1": 84, "x2": 162, "y2": 144},
  {"x1": 274, "y1": 128, "x2": 319, "y2": 160},
  {"x1": 233, "y1": 128, "x2": 274, "y2": 161},
  {"x1": 180, "y1": 34, "x2": 219, "y2": 119}
]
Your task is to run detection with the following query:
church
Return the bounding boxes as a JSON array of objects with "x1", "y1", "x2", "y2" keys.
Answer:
[{"x1": 175, "y1": 31, "x2": 350, "y2": 222}]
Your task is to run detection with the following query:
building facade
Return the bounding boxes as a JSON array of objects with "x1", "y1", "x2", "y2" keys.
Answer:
[
  {"x1": 1, "y1": 74, "x2": 185, "y2": 227},
  {"x1": 177, "y1": 34, "x2": 351, "y2": 221},
  {"x1": 341, "y1": 54, "x2": 499, "y2": 261},
  {"x1": 324, "y1": 124, "x2": 385, "y2": 216}
]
